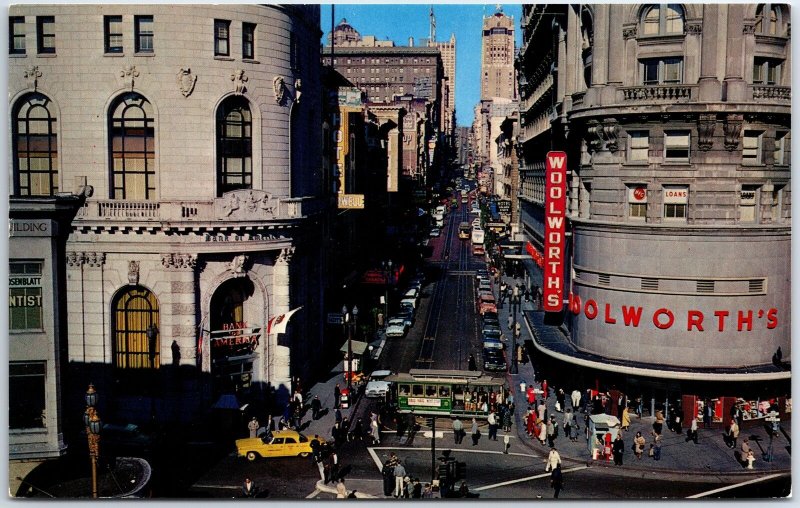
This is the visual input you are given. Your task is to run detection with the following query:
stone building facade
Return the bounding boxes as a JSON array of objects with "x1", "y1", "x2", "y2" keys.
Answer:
[
  {"x1": 8, "y1": 4, "x2": 327, "y2": 432},
  {"x1": 517, "y1": 4, "x2": 791, "y2": 382}
]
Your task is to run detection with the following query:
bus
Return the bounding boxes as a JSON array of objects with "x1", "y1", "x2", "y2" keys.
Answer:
[
  {"x1": 458, "y1": 222, "x2": 471, "y2": 239},
  {"x1": 471, "y1": 228, "x2": 485, "y2": 245},
  {"x1": 388, "y1": 369, "x2": 508, "y2": 418}
]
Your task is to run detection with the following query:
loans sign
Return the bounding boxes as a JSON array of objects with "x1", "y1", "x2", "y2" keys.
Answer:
[{"x1": 543, "y1": 151, "x2": 567, "y2": 312}]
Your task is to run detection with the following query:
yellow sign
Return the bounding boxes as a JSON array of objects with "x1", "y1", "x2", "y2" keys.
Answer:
[{"x1": 338, "y1": 194, "x2": 365, "y2": 209}]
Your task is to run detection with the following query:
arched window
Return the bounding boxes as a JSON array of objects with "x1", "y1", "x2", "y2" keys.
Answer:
[
  {"x1": 112, "y1": 286, "x2": 160, "y2": 370},
  {"x1": 109, "y1": 93, "x2": 156, "y2": 200},
  {"x1": 12, "y1": 93, "x2": 58, "y2": 196},
  {"x1": 755, "y1": 4, "x2": 784, "y2": 35},
  {"x1": 642, "y1": 4, "x2": 684, "y2": 35},
  {"x1": 216, "y1": 96, "x2": 252, "y2": 196}
]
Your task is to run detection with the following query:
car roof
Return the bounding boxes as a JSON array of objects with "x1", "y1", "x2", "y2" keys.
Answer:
[{"x1": 370, "y1": 370, "x2": 393, "y2": 378}]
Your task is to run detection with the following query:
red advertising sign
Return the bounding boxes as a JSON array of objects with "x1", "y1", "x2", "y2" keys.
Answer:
[{"x1": 544, "y1": 151, "x2": 567, "y2": 312}]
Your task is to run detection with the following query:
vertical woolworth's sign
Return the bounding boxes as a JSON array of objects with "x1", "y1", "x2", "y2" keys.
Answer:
[{"x1": 544, "y1": 151, "x2": 567, "y2": 312}]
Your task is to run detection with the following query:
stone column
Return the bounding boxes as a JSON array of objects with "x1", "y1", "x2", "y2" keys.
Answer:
[
  {"x1": 160, "y1": 254, "x2": 198, "y2": 367},
  {"x1": 723, "y1": 5, "x2": 748, "y2": 101},
  {"x1": 271, "y1": 247, "x2": 294, "y2": 396},
  {"x1": 606, "y1": 5, "x2": 623, "y2": 87},
  {"x1": 591, "y1": 5, "x2": 609, "y2": 89},
  {"x1": 697, "y1": 4, "x2": 722, "y2": 101}
]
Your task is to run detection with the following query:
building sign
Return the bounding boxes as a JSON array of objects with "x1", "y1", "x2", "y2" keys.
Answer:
[
  {"x1": 628, "y1": 186, "x2": 647, "y2": 203},
  {"x1": 9, "y1": 219, "x2": 54, "y2": 237},
  {"x1": 663, "y1": 186, "x2": 688, "y2": 203},
  {"x1": 9, "y1": 261, "x2": 44, "y2": 330},
  {"x1": 210, "y1": 322, "x2": 261, "y2": 355},
  {"x1": 567, "y1": 293, "x2": 779, "y2": 333},
  {"x1": 497, "y1": 199, "x2": 512, "y2": 214},
  {"x1": 543, "y1": 151, "x2": 567, "y2": 312},
  {"x1": 338, "y1": 193, "x2": 365, "y2": 209},
  {"x1": 408, "y1": 397, "x2": 442, "y2": 407}
]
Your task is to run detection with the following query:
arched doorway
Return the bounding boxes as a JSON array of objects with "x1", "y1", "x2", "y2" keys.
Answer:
[{"x1": 208, "y1": 278, "x2": 260, "y2": 401}]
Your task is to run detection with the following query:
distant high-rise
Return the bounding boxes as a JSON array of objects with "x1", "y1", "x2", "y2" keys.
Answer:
[
  {"x1": 430, "y1": 33, "x2": 456, "y2": 140},
  {"x1": 480, "y1": 8, "x2": 516, "y2": 101}
]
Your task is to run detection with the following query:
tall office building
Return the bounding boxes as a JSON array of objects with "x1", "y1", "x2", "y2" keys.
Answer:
[
  {"x1": 480, "y1": 8, "x2": 517, "y2": 101},
  {"x1": 516, "y1": 4, "x2": 791, "y2": 411}
]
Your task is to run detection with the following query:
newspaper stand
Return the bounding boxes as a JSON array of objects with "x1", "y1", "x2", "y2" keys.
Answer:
[{"x1": 588, "y1": 414, "x2": 621, "y2": 460}]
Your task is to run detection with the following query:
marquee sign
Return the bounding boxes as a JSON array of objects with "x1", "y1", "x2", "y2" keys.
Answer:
[{"x1": 543, "y1": 151, "x2": 567, "y2": 312}]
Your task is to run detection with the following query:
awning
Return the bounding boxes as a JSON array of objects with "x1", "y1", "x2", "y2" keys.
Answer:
[{"x1": 340, "y1": 340, "x2": 369, "y2": 356}]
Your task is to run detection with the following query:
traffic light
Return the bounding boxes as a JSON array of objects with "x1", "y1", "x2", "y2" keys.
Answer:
[{"x1": 456, "y1": 461, "x2": 467, "y2": 480}]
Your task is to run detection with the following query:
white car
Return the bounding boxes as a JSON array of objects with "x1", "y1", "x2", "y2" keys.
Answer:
[
  {"x1": 403, "y1": 288, "x2": 419, "y2": 299},
  {"x1": 365, "y1": 370, "x2": 394, "y2": 398},
  {"x1": 385, "y1": 318, "x2": 408, "y2": 338},
  {"x1": 429, "y1": 228, "x2": 441, "y2": 237},
  {"x1": 400, "y1": 296, "x2": 417, "y2": 309}
]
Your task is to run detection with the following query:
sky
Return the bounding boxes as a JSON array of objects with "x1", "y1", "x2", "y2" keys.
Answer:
[{"x1": 320, "y1": 3, "x2": 523, "y2": 128}]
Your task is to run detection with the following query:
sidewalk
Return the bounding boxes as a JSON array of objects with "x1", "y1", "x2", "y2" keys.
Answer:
[{"x1": 494, "y1": 275, "x2": 792, "y2": 479}]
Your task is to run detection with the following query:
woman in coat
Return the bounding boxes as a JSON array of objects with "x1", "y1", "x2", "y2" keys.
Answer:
[
  {"x1": 621, "y1": 406, "x2": 631, "y2": 431},
  {"x1": 653, "y1": 410, "x2": 665, "y2": 435},
  {"x1": 633, "y1": 431, "x2": 646, "y2": 459}
]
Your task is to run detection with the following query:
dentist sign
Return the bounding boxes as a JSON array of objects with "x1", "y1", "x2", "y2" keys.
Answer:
[{"x1": 544, "y1": 152, "x2": 567, "y2": 312}]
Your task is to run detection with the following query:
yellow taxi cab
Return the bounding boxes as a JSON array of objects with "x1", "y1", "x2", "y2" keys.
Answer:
[{"x1": 235, "y1": 429, "x2": 326, "y2": 461}]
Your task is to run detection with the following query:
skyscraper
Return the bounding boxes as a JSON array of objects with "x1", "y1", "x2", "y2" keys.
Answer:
[{"x1": 480, "y1": 8, "x2": 516, "y2": 101}]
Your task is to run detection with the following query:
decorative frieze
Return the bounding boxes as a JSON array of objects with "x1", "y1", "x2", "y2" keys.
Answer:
[
  {"x1": 176, "y1": 67, "x2": 197, "y2": 97},
  {"x1": 277, "y1": 246, "x2": 295, "y2": 265},
  {"x1": 622, "y1": 25, "x2": 637, "y2": 39},
  {"x1": 585, "y1": 119, "x2": 619, "y2": 152},
  {"x1": 120, "y1": 65, "x2": 139, "y2": 91},
  {"x1": 230, "y1": 254, "x2": 249, "y2": 276},
  {"x1": 170, "y1": 281, "x2": 195, "y2": 293},
  {"x1": 217, "y1": 189, "x2": 279, "y2": 220},
  {"x1": 24, "y1": 65, "x2": 42, "y2": 91},
  {"x1": 697, "y1": 114, "x2": 716, "y2": 151},
  {"x1": 161, "y1": 253, "x2": 197, "y2": 270},
  {"x1": 743, "y1": 23, "x2": 756, "y2": 35},
  {"x1": 685, "y1": 22, "x2": 702, "y2": 35},
  {"x1": 84, "y1": 252, "x2": 106, "y2": 267},
  {"x1": 231, "y1": 69, "x2": 248, "y2": 95},
  {"x1": 128, "y1": 261, "x2": 140, "y2": 285},
  {"x1": 723, "y1": 114, "x2": 743, "y2": 151},
  {"x1": 66, "y1": 251, "x2": 84, "y2": 267}
]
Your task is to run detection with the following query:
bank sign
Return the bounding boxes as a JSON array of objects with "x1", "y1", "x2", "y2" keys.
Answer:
[{"x1": 543, "y1": 152, "x2": 567, "y2": 312}]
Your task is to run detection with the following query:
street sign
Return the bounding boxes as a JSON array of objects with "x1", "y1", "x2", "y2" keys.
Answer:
[{"x1": 327, "y1": 312, "x2": 344, "y2": 325}]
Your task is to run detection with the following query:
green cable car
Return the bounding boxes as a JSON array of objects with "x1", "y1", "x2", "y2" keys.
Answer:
[{"x1": 387, "y1": 369, "x2": 508, "y2": 419}]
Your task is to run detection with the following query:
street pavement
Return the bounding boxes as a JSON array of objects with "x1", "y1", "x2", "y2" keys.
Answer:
[{"x1": 248, "y1": 272, "x2": 791, "y2": 500}]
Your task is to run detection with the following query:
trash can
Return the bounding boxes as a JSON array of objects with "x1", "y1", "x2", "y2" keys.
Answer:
[{"x1": 340, "y1": 388, "x2": 350, "y2": 409}]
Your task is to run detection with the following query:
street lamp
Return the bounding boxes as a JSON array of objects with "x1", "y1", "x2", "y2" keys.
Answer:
[
  {"x1": 342, "y1": 305, "x2": 359, "y2": 395},
  {"x1": 84, "y1": 383, "x2": 102, "y2": 498},
  {"x1": 510, "y1": 286, "x2": 521, "y2": 375}
]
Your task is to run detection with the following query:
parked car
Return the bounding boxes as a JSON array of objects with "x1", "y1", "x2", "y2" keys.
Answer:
[
  {"x1": 396, "y1": 306, "x2": 415, "y2": 326},
  {"x1": 482, "y1": 312, "x2": 500, "y2": 328},
  {"x1": 400, "y1": 296, "x2": 417, "y2": 309},
  {"x1": 386, "y1": 318, "x2": 408, "y2": 338},
  {"x1": 482, "y1": 349, "x2": 508, "y2": 372},
  {"x1": 403, "y1": 288, "x2": 419, "y2": 300},
  {"x1": 483, "y1": 337, "x2": 504, "y2": 350},
  {"x1": 482, "y1": 326, "x2": 503, "y2": 342},
  {"x1": 473, "y1": 245, "x2": 485, "y2": 256},
  {"x1": 236, "y1": 430, "x2": 326, "y2": 461},
  {"x1": 477, "y1": 294, "x2": 497, "y2": 315},
  {"x1": 365, "y1": 370, "x2": 395, "y2": 398},
  {"x1": 430, "y1": 228, "x2": 441, "y2": 237}
]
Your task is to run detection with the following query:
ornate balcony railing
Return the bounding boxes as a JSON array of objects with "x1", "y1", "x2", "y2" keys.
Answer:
[
  {"x1": 752, "y1": 85, "x2": 791, "y2": 102},
  {"x1": 620, "y1": 84, "x2": 696, "y2": 102},
  {"x1": 75, "y1": 191, "x2": 327, "y2": 223}
]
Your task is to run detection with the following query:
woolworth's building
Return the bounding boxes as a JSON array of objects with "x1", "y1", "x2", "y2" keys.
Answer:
[
  {"x1": 517, "y1": 4, "x2": 791, "y2": 401},
  {"x1": 8, "y1": 4, "x2": 329, "y2": 463}
]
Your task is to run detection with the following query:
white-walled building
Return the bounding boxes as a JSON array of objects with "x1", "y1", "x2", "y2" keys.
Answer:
[{"x1": 8, "y1": 4, "x2": 327, "y2": 457}]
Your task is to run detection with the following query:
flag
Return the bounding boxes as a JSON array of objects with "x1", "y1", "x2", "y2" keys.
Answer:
[{"x1": 267, "y1": 307, "x2": 302, "y2": 335}]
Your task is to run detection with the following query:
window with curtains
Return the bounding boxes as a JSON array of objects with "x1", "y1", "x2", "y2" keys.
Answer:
[
  {"x1": 12, "y1": 93, "x2": 59, "y2": 196},
  {"x1": 112, "y1": 286, "x2": 160, "y2": 371},
  {"x1": 216, "y1": 95, "x2": 252, "y2": 196},
  {"x1": 109, "y1": 93, "x2": 156, "y2": 199}
]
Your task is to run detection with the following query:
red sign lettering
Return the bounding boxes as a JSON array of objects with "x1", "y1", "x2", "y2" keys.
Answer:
[{"x1": 543, "y1": 151, "x2": 567, "y2": 312}]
